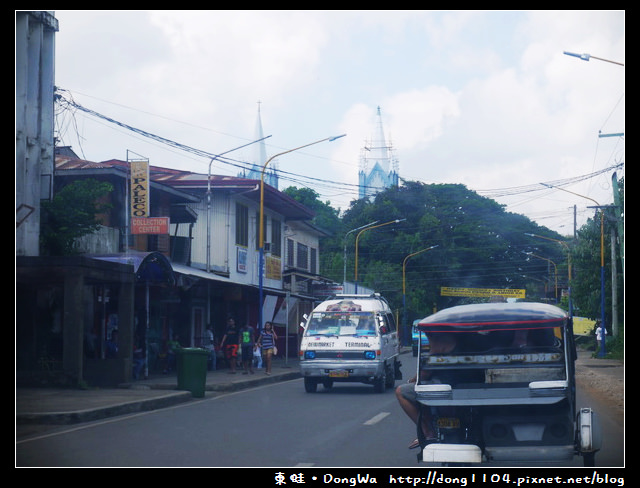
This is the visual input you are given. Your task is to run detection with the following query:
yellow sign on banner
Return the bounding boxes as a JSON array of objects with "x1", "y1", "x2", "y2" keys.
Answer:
[
  {"x1": 130, "y1": 160, "x2": 149, "y2": 217},
  {"x1": 441, "y1": 287, "x2": 526, "y2": 299},
  {"x1": 573, "y1": 317, "x2": 596, "y2": 336},
  {"x1": 265, "y1": 255, "x2": 282, "y2": 280}
]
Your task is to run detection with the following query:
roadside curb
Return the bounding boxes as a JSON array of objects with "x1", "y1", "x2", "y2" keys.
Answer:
[
  {"x1": 16, "y1": 370, "x2": 303, "y2": 425},
  {"x1": 16, "y1": 391, "x2": 193, "y2": 425},
  {"x1": 206, "y1": 370, "x2": 302, "y2": 391}
]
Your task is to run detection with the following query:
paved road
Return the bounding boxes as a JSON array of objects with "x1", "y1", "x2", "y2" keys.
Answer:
[{"x1": 16, "y1": 352, "x2": 624, "y2": 468}]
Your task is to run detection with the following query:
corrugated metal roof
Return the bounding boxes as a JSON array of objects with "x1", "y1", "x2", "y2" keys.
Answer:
[{"x1": 54, "y1": 154, "x2": 315, "y2": 221}]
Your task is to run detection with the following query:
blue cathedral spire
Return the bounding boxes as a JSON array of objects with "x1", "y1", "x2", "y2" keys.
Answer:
[{"x1": 358, "y1": 106, "x2": 399, "y2": 200}]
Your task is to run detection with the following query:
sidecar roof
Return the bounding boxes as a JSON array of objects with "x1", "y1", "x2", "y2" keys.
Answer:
[{"x1": 417, "y1": 302, "x2": 567, "y2": 333}]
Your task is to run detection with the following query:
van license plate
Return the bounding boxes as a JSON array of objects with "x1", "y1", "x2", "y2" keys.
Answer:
[
  {"x1": 437, "y1": 417, "x2": 460, "y2": 428},
  {"x1": 329, "y1": 370, "x2": 349, "y2": 378}
]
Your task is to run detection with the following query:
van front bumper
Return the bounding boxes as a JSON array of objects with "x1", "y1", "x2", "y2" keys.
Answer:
[{"x1": 300, "y1": 360, "x2": 384, "y2": 380}]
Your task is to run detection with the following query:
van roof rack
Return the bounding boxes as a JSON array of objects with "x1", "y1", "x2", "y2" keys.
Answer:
[
  {"x1": 332, "y1": 292, "x2": 381, "y2": 298},
  {"x1": 330, "y1": 293, "x2": 390, "y2": 306}
]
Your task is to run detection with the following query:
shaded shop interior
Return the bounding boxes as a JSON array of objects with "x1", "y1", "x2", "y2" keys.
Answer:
[{"x1": 16, "y1": 251, "x2": 306, "y2": 387}]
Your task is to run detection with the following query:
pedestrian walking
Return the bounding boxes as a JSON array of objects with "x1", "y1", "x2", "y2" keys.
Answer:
[
  {"x1": 220, "y1": 318, "x2": 239, "y2": 373},
  {"x1": 257, "y1": 321, "x2": 278, "y2": 375}
]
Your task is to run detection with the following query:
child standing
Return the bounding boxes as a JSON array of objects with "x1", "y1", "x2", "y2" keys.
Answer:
[{"x1": 239, "y1": 323, "x2": 256, "y2": 374}]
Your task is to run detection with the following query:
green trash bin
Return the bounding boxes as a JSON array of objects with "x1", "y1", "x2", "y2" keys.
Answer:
[{"x1": 176, "y1": 348, "x2": 209, "y2": 398}]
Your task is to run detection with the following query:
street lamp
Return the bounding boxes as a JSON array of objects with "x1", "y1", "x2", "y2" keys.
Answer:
[
  {"x1": 402, "y1": 245, "x2": 438, "y2": 346},
  {"x1": 525, "y1": 232, "x2": 573, "y2": 313},
  {"x1": 204, "y1": 136, "x2": 272, "y2": 336},
  {"x1": 207, "y1": 136, "x2": 272, "y2": 272},
  {"x1": 258, "y1": 134, "x2": 346, "y2": 331},
  {"x1": 561, "y1": 49, "x2": 622, "y2": 357},
  {"x1": 523, "y1": 251, "x2": 558, "y2": 303},
  {"x1": 540, "y1": 183, "x2": 607, "y2": 357},
  {"x1": 343, "y1": 221, "x2": 379, "y2": 288},
  {"x1": 563, "y1": 51, "x2": 624, "y2": 66},
  {"x1": 354, "y1": 219, "x2": 406, "y2": 293}
]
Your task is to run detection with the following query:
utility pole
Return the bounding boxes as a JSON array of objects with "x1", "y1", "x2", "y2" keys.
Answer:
[
  {"x1": 611, "y1": 172, "x2": 624, "y2": 272},
  {"x1": 610, "y1": 229, "x2": 618, "y2": 338}
]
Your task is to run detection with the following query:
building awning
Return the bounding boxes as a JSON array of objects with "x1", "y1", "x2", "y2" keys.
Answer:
[
  {"x1": 282, "y1": 269, "x2": 333, "y2": 283},
  {"x1": 88, "y1": 251, "x2": 175, "y2": 285},
  {"x1": 171, "y1": 263, "x2": 233, "y2": 289}
]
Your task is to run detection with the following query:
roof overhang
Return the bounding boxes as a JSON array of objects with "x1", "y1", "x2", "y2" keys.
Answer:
[
  {"x1": 88, "y1": 251, "x2": 175, "y2": 285},
  {"x1": 171, "y1": 263, "x2": 232, "y2": 284}
]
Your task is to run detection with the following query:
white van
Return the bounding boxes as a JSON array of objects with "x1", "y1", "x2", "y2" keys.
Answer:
[{"x1": 299, "y1": 293, "x2": 401, "y2": 393}]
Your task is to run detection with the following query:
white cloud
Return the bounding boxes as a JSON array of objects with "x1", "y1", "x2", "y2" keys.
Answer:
[{"x1": 52, "y1": 10, "x2": 624, "y2": 233}]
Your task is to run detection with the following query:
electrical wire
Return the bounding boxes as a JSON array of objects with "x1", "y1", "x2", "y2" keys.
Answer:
[{"x1": 55, "y1": 87, "x2": 623, "y2": 208}]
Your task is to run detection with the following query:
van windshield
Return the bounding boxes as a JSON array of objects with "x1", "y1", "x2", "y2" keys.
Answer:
[{"x1": 306, "y1": 312, "x2": 377, "y2": 337}]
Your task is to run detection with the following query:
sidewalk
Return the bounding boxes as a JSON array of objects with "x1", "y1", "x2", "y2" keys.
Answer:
[{"x1": 16, "y1": 354, "x2": 302, "y2": 425}]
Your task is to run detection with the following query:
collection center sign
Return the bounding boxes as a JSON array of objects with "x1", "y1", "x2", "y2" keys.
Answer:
[
  {"x1": 441, "y1": 287, "x2": 526, "y2": 299},
  {"x1": 132, "y1": 217, "x2": 169, "y2": 235}
]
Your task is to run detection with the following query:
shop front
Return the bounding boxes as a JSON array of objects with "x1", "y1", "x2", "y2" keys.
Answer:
[
  {"x1": 16, "y1": 255, "x2": 135, "y2": 387},
  {"x1": 90, "y1": 251, "x2": 176, "y2": 381}
]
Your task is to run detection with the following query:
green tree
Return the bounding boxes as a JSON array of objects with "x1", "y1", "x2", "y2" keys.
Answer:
[
  {"x1": 282, "y1": 186, "x2": 340, "y2": 231},
  {"x1": 284, "y1": 179, "x2": 572, "y2": 325},
  {"x1": 283, "y1": 186, "x2": 344, "y2": 281},
  {"x1": 337, "y1": 181, "x2": 566, "y2": 320},
  {"x1": 571, "y1": 177, "x2": 624, "y2": 341},
  {"x1": 40, "y1": 179, "x2": 114, "y2": 256}
]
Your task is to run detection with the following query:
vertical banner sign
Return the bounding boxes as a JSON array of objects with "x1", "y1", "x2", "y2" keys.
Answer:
[{"x1": 130, "y1": 160, "x2": 149, "y2": 218}]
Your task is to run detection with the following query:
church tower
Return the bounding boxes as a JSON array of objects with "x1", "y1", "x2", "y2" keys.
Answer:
[
  {"x1": 240, "y1": 102, "x2": 278, "y2": 189},
  {"x1": 358, "y1": 106, "x2": 399, "y2": 200}
]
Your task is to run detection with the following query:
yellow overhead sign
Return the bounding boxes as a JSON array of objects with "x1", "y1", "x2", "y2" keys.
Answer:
[
  {"x1": 441, "y1": 287, "x2": 526, "y2": 299},
  {"x1": 573, "y1": 317, "x2": 596, "y2": 336}
]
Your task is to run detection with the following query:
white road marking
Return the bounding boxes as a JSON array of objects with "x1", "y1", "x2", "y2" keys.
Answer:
[{"x1": 364, "y1": 411, "x2": 390, "y2": 425}]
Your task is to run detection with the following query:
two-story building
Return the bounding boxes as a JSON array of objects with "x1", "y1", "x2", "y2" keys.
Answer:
[
  {"x1": 148, "y1": 161, "x2": 335, "y2": 355},
  {"x1": 17, "y1": 147, "x2": 335, "y2": 386}
]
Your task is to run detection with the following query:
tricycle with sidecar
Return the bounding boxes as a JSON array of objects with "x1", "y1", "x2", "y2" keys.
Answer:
[{"x1": 413, "y1": 302, "x2": 601, "y2": 466}]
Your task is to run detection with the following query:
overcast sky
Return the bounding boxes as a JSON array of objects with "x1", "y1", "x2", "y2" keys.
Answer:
[{"x1": 51, "y1": 10, "x2": 624, "y2": 235}]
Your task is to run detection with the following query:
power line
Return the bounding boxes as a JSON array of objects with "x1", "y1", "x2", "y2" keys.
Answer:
[
  {"x1": 475, "y1": 162, "x2": 623, "y2": 199},
  {"x1": 55, "y1": 87, "x2": 623, "y2": 206},
  {"x1": 56, "y1": 88, "x2": 364, "y2": 193}
]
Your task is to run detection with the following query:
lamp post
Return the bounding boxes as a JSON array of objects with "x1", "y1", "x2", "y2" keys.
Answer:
[
  {"x1": 204, "y1": 137, "x2": 272, "y2": 336},
  {"x1": 525, "y1": 232, "x2": 573, "y2": 314},
  {"x1": 207, "y1": 136, "x2": 272, "y2": 272},
  {"x1": 258, "y1": 134, "x2": 346, "y2": 331},
  {"x1": 523, "y1": 252, "x2": 558, "y2": 303},
  {"x1": 563, "y1": 51, "x2": 624, "y2": 66},
  {"x1": 354, "y1": 219, "x2": 405, "y2": 293},
  {"x1": 343, "y1": 221, "x2": 379, "y2": 289},
  {"x1": 402, "y1": 245, "x2": 438, "y2": 346},
  {"x1": 561, "y1": 49, "x2": 622, "y2": 357},
  {"x1": 540, "y1": 183, "x2": 607, "y2": 357}
]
